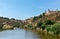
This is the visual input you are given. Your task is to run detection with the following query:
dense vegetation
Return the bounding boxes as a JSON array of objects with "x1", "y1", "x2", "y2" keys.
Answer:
[{"x1": 24, "y1": 10, "x2": 60, "y2": 35}]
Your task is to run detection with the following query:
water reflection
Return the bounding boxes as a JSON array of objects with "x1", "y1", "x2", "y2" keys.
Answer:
[
  {"x1": 25, "y1": 30, "x2": 39, "y2": 39},
  {"x1": 0, "y1": 29, "x2": 39, "y2": 39},
  {"x1": 37, "y1": 31, "x2": 60, "y2": 39},
  {"x1": 0, "y1": 29, "x2": 60, "y2": 39}
]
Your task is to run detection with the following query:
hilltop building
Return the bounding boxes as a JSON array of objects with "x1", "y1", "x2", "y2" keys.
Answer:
[{"x1": 45, "y1": 9, "x2": 59, "y2": 16}]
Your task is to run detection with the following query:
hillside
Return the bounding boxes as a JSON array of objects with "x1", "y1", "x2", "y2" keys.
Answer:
[
  {"x1": 0, "y1": 17, "x2": 24, "y2": 28},
  {"x1": 24, "y1": 9, "x2": 60, "y2": 27},
  {"x1": 0, "y1": 9, "x2": 60, "y2": 35},
  {"x1": 0, "y1": 10, "x2": 60, "y2": 28},
  {"x1": 23, "y1": 9, "x2": 60, "y2": 35}
]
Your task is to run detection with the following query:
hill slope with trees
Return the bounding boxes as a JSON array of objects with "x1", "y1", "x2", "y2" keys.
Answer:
[{"x1": 24, "y1": 9, "x2": 60, "y2": 35}]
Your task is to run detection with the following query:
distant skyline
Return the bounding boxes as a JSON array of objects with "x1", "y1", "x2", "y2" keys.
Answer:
[{"x1": 0, "y1": 0, "x2": 60, "y2": 20}]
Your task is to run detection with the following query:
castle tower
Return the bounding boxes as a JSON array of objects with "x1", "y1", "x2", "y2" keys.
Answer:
[
  {"x1": 57, "y1": 8, "x2": 58, "y2": 11},
  {"x1": 45, "y1": 9, "x2": 51, "y2": 16},
  {"x1": 57, "y1": 8, "x2": 59, "y2": 13},
  {"x1": 48, "y1": 9, "x2": 50, "y2": 12}
]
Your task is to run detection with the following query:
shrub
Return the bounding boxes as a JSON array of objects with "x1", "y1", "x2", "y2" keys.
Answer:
[
  {"x1": 46, "y1": 25, "x2": 52, "y2": 32},
  {"x1": 0, "y1": 24, "x2": 3, "y2": 29},
  {"x1": 44, "y1": 20, "x2": 55, "y2": 25},
  {"x1": 41, "y1": 23, "x2": 46, "y2": 30},
  {"x1": 47, "y1": 23, "x2": 60, "y2": 35},
  {"x1": 39, "y1": 15, "x2": 42, "y2": 18},
  {"x1": 33, "y1": 16, "x2": 38, "y2": 20},
  {"x1": 37, "y1": 22, "x2": 42, "y2": 28},
  {"x1": 12, "y1": 23, "x2": 20, "y2": 28},
  {"x1": 52, "y1": 23, "x2": 60, "y2": 35},
  {"x1": 42, "y1": 12, "x2": 45, "y2": 16},
  {"x1": 28, "y1": 24, "x2": 32, "y2": 28}
]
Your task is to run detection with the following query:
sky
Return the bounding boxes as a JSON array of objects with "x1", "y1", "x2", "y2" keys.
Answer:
[{"x1": 0, "y1": 0, "x2": 60, "y2": 20}]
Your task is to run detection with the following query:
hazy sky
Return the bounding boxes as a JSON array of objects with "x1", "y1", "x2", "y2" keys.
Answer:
[{"x1": 0, "y1": 0, "x2": 60, "y2": 20}]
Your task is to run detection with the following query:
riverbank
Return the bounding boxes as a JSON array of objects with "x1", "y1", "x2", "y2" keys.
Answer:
[
  {"x1": 35, "y1": 28, "x2": 60, "y2": 37},
  {"x1": 23, "y1": 26, "x2": 60, "y2": 37}
]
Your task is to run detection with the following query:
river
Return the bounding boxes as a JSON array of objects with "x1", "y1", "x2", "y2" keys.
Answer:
[{"x1": 0, "y1": 29, "x2": 60, "y2": 39}]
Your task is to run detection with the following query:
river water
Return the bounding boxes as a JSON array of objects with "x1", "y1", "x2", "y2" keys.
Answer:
[{"x1": 0, "y1": 29, "x2": 60, "y2": 39}]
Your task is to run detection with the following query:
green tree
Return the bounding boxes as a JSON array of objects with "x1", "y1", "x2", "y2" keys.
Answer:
[
  {"x1": 12, "y1": 22, "x2": 20, "y2": 28},
  {"x1": 52, "y1": 23, "x2": 60, "y2": 35},
  {"x1": 46, "y1": 25, "x2": 52, "y2": 32},
  {"x1": 33, "y1": 16, "x2": 38, "y2": 20},
  {"x1": 47, "y1": 23, "x2": 60, "y2": 35},
  {"x1": 28, "y1": 24, "x2": 32, "y2": 28},
  {"x1": 42, "y1": 12, "x2": 45, "y2": 16},
  {"x1": 41, "y1": 23, "x2": 46, "y2": 30},
  {"x1": 45, "y1": 20, "x2": 55, "y2": 25},
  {"x1": 39, "y1": 14, "x2": 42, "y2": 18},
  {"x1": 11, "y1": 18, "x2": 15, "y2": 20},
  {"x1": 37, "y1": 22, "x2": 42, "y2": 28}
]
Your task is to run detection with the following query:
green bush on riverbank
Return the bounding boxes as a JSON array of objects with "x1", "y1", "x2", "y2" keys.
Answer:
[{"x1": 47, "y1": 23, "x2": 60, "y2": 35}]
